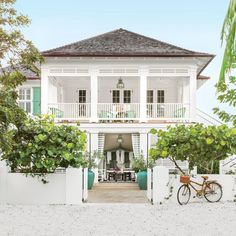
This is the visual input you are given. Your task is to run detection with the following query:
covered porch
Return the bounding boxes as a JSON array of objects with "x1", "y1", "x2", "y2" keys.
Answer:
[
  {"x1": 45, "y1": 73, "x2": 192, "y2": 123},
  {"x1": 98, "y1": 133, "x2": 135, "y2": 182}
]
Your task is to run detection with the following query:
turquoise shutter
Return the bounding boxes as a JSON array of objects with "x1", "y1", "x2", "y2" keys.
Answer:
[{"x1": 33, "y1": 87, "x2": 41, "y2": 115}]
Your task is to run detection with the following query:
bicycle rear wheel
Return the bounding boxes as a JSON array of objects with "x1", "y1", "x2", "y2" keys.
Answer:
[
  {"x1": 177, "y1": 184, "x2": 191, "y2": 205},
  {"x1": 204, "y1": 182, "x2": 223, "y2": 203}
]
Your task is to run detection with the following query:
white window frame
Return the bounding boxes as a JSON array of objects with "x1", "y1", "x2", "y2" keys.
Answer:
[
  {"x1": 111, "y1": 89, "x2": 132, "y2": 103},
  {"x1": 111, "y1": 89, "x2": 121, "y2": 103},
  {"x1": 157, "y1": 89, "x2": 165, "y2": 103},
  {"x1": 18, "y1": 87, "x2": 33, "y2": 114},
  {"x1": 147, "y1": 90, "x2": 154, "y2": 103},
  {"x1": 123, "y1": 89, "x2": 132, "y2": 103},
  {"x1": 77, "y1": 89, "x2": 87, "y2": 104}
]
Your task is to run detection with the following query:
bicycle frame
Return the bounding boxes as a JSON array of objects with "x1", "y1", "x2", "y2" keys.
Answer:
[{"x1": 186, "y1": 178, "x2": 209, "y2": 195}]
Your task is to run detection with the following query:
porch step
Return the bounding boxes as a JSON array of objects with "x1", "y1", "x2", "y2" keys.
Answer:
[
  {"x1": 92, "y1": 182, "x2": 139, "y2": 190},
  {"x1": 88, "y1": 182, "x2": 148, "y2": 203}
]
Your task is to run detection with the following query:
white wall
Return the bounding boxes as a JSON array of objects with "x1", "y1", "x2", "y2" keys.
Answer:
[
  {"x1": 148, "y1": 166, "x2": 236, "y2": 204},
  {"x1": 52, "y1": 76, "x2": 188, "y2": 104},
  {"x1": 62, "y1": 77, "x2": 90, "y2": 103},
  {"x1": 147, "y1": 77, "x2": 180, "y2": 103},
  {"x1": 20, "y1": 80, "x2": 40, "y2": 88},
  {"x1": 167, "y1": 174, "x2": 236, "y2": 203},
  {"x1": 98, "y1": 76, "x2": 140, "y2": 103},
  {"x1": 0, "y1": 163, "x2": 88, "y2": 205},
  {"x1": 48, "y1": 77, "x2": 59, "y2": 104},
  {"x1": 7, "y1": 173, "x2": 66, "y2": 204}
]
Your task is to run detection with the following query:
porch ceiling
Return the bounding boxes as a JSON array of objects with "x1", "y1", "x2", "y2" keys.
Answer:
[
  {"x1": 55, "y1": 76, "x2": 89, "y2": 87},
  {"x1": 104, "y1": 133, "x2": 133, "y2": 152}
]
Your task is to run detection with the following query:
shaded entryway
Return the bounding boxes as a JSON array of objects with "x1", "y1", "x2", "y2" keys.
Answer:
[
  {"x1": 87, "y1": 182, "x2": 148, "y2": 203},
  {"x1": 98, "y1": 133, "x2": 138, "y2": 182}
]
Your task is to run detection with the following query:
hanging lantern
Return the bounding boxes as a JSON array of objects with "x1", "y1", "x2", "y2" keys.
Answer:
[
  {"x1": 117, "y1": 134, "x2": 123, "y2": 144},
  {"x1": 116, "y1": 77, "x2": 125, "y2": 89}
]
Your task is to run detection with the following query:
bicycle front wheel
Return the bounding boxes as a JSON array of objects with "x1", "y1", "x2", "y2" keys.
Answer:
[
  {"x1": 204, "y1": 182, "x2": 223, "y2": 203},
  {"x1": 177, "y1": 184, "x2": 191, "y2": 205}
]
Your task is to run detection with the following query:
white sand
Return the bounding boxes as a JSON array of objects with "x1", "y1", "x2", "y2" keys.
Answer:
[{"x1": 0, "y1": 202, "x2": 236, "y2": 236}]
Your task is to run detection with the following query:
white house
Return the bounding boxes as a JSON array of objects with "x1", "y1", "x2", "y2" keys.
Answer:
[{"x1": 17, "y1": 28, "x2": 220, "y2": 180}]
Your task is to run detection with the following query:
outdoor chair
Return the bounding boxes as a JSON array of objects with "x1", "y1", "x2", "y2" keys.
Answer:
[
  {"x1": 49, "y1": 107, "x2": 64, "y2": 118},
  {"x1": 174, "y1": 107, "x2": 186, "y2": 118},
  {"x1": 99, "y1": 110, "x2": 113, "y2": 122},
  {"x1": 126, "y1": 110, "x2": 136, "y2": 122}
]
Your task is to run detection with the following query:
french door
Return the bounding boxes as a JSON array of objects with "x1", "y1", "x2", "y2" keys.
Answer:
[{"x1": 112, "y1": 90, "x2": 132, "y2": 103}]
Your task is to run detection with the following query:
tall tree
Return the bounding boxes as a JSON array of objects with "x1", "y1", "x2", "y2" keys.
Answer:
[
  {"x1": 0, "y1": 0, "x2": 42, "y2": 153},
  {"x1": 214, "y1": 0, "x2": 236, "y2": 126}
]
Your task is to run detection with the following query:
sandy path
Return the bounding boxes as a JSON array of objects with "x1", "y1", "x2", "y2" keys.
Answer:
[{"x1": 0, "y1": 202, "x2": 236, "y2": 236}]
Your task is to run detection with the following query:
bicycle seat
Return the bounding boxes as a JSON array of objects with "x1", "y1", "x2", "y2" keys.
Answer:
[{"x1": 201, "y1": 176, "x2": 208, "y2": 180}]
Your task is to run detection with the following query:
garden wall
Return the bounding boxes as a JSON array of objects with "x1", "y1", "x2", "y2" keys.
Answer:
[
  {"x1": 147, "y1": 166, "x2": 236, "y2": 204},
  {"x1": 0, "y1": 161, "x2": 88, "y2": 205}
]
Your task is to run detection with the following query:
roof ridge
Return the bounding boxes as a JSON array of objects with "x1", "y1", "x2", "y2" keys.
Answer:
[{"x1": 42, "y1": 28, "x2": 215, "y2": 57}]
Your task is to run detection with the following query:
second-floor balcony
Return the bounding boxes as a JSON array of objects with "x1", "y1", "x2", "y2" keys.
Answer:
[
  {"x1": 42, "y1": 67, "x2": 197, "y2": 123},
  {"x1": 48, "y1": 102, "x2": 190, "y2": 122}
]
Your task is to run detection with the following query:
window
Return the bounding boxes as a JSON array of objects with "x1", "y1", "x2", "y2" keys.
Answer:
[
  {"x1": 112, "y1": 90, "x2": 120, "y2": 103},
  {"x1": 157, "y1": 90, "x2": 165, "y2": 103},
  {"x1": 123, "y1": 90, "x2": 131, "y2": 103},
  {"x1": 147, "y1": 90, "x2": 154, "y2": 103},
  {"x1": 78, "y1": 90, "x2": 86, "y2": 103},
  {"x1": 18, "y1": 88, "x2": 31, "y2": 113}
]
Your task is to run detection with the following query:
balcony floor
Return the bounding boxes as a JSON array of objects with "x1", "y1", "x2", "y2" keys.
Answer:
[{"x1": 55, "y1": 119, "x2": 193, "y2": 125}]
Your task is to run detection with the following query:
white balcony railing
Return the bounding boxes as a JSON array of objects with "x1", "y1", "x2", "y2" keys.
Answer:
[
  {"x1": 48, "y1": 103, "x2": 90, "y2": 119},
  {"x1": 146, "y1": 103, "x2": 189, "y2": 119},
  {"x1": 47, "y1": 103, "x2": 190, "y2": 121},
  {"x1": 97, "y1": 103, "x2": 140, "y2": 120}
]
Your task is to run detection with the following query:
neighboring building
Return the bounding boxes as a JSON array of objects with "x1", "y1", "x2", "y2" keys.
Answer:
[{"x1": 17, "y1": 28, "x2": 221, "y2": 180}]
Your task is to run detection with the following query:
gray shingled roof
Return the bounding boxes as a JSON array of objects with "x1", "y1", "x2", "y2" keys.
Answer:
[
  {"x1": 42, "y1": 28, "x2": 214, "y2": 57},
  {"x1": 2, "y1": 64, "x2": 39, "y2": 79}
]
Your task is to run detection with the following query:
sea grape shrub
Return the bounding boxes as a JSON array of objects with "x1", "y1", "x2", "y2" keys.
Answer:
[
  {"x1": 149, "y1": 124, "x2": 236, "y2": 174},
  {"x1": 2, "y1": 115, "x2": 87, "y2": 174}
]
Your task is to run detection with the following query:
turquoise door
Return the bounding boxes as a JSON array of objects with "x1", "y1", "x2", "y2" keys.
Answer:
[{"x1": 33, "y1": 87, "x2": 41, "y2": 115}]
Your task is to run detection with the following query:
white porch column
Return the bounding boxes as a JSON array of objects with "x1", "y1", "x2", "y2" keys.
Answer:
[
  {"x1": 41, "y1": 67, "x2": 50, "y2": 114},
  {"x1": 86, "y1": 132, "x2": 90, "y2": 153},
  {"x1": 140, "y1": 132, "x2": 148, "y2": 160},
  {"x1": 90, "y1": 132, "x2": 99, "y2": 183},
  {"x1": 139, "y1": 67, "x2": 148, "y2": 123},
  {"x1": 189, "y1": 66, "x2": 197, "y2": 121},
  {"x1": 90, "y1": 68, "x2": 98, "y2": 122}
]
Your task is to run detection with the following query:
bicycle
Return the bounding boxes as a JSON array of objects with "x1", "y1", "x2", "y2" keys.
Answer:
[{"x1": 177, "y1": 175, "x2": 223, "y2": 205}]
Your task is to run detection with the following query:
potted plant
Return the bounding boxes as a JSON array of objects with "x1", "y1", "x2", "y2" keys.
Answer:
[{"x1": 132, "y1": 154, "x2": 147, "y2": 190}]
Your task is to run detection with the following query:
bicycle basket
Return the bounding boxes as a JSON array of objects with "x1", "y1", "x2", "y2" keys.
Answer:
[{"x1": 180, "y1": 175, "x2": 190, "y2": 184}]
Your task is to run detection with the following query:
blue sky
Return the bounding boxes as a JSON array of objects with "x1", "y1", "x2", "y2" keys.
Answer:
[{"x1": 15, "y1": 0, "x2": 230, "y2": 116}]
